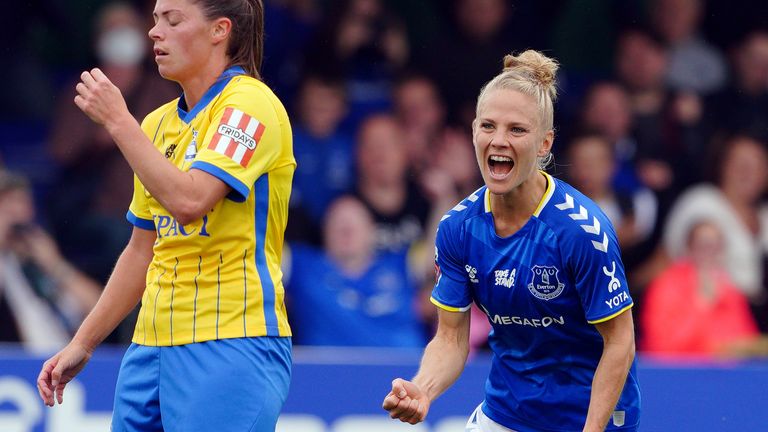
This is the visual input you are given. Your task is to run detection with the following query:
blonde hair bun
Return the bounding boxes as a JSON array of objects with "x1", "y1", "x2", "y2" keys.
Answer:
[{"x1": 502, "y1": 50, "x2": 559, "y2": 98}]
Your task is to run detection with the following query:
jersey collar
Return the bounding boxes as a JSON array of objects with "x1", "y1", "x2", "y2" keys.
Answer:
[
  {"x1": 483, "y1": 170, "x2": 556, "y2": 217},
  {"x1": 177, "y1": 65, "x2": 246, "y2": 124}
]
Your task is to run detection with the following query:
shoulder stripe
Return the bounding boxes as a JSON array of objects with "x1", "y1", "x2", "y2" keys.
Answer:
[
  {"x1": 430, "y1": 297, "x2": 472, "y2": 312},
  {"x1": 555, "y1": 192, "x2": 609, "y2": 253},
  {"x1": 588, "y1": 303, "x2": 633, "y2": 324}
]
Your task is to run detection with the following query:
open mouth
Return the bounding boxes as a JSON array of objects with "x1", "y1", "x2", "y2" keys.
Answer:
[
  {"x1": 488, "y1": 155, "x2": 514, "y2": 178},
  {"x1": 154, "y1": 48, "x2": 168, "y2": 57}
]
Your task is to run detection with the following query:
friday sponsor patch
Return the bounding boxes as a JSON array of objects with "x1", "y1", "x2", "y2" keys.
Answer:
[{"x1": 207, "y1": 107, "x2": 266, "y2": 167}]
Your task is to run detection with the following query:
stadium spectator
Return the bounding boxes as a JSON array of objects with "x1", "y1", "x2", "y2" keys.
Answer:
[
  {"x1": 353, "y1": 114, "x2": 433, "y2": 254},
  {"x1": 642, "y1": 220, "x2": 760, "y2": 356},
  {"x1": 578, "y1": 83, "x2": 665, "y2": 289},
  {"x1": 38, "y1": 1, "x2": 294, "y2": 430},
  {"x1": 285, "y1": 196, "x2": 425, "y2": 347},
  {"x1": 703, "y1": 30, "x2": 768, "y2": 144},
  {"x1": 393, "y1": 73, "x2": 480, "y2": 201},
  {"x1": 384, "y1": 50, "x2": 640, "y2": 431},
  {"x1": 261, "y1": 0, "x2": 320, "y2": 104},
  {"x1": 287, "y1": 74, "x2": 355, "y2": 245},
  {"x1": 303, "y1": 0, "x2": 408, "y2": 128},
  {"x1": 651, "y1": 0, "x2": 727, "y2": 94},
  {"x1": 663, "y1": 135, "x2": 768, "y2": 332},
  {"x1": 580, "y1": 82, "x2": 643, "y2": 191},
  {"x1": 0, "y1": 171, "x2": 100, "y2": 353},
  {"x1": 418, "y1": 0, "x2": 512, "y2": 127},
  {"x1": 392, "y1": 74, "x2": 447, "y2": 173},
  {"x1": 615, "y1": 28, "x2": 679, "y2": 193},
  {"x1": 47, "y1": 2, "x2": 178, "y2": 283},
  {"x1": 565, "y1": 133, "x2": 655, "y2": 250}
]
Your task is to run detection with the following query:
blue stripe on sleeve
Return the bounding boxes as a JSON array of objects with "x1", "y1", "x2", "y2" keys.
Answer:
[
  {"x1": 190, "y1": 161, "x2": 250, "y2": 202},
  {"x1": 253, "y1": 175, "x2": 278, "y2": 336},
  {"x1": 126, "y1": 210, "x2": 155, "y2": 230}
]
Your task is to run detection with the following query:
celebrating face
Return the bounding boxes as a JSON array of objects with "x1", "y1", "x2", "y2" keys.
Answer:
[{"x1": 472, "y1": 89, "x2": 553, "y2": 196}]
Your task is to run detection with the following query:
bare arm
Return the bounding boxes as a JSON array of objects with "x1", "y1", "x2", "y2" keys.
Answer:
[
  {"x1": 37, "y1": 227, "x2": 156, "y2": 406},
  {"x1": 583, "y1": 309, "x2": 636, "y2": 432},
  {"x1": 383, "y1": 308, "x2": 470, "y2": 424},
  {"x1": 75, "y1": 68, "x2": 229, "y2": 225}
]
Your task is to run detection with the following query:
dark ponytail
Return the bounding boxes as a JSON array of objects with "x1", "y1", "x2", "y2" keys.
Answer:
[{"x1": 194, "y1": 0, "x2": 264, "y2": 79}]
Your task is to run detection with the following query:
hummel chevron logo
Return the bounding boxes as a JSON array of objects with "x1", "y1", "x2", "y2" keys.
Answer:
[
  {"x1": 441, "y1": 189, "x2": 482, "y2": 221},
  {"x1": 592, "y1": 233, "x2": 609, "y2": 253},
  {"x1": 569, "y1": 205, "x2": 588, "y2": 221},
  {"x1": 556, "y1": 193, "x2": 609, "y2": 253},
  {"x1": 555, "y1": 194, "x2": 574, "y2": 210},
  {"x1": 581, "y1": 217, "x2": 600, "y2": 235}
]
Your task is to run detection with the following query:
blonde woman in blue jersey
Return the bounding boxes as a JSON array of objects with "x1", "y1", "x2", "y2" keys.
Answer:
[
  {"x1": 37, "y1": 1, "x2": 294, "y2": 430},
  {"x1": 383, "y1": 51, "x2": 641, "y2": 431}
]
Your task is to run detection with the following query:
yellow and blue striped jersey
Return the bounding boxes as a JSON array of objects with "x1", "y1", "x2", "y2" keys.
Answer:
[{"x1": 127, "y1": 66, "x2": 294, "y2": 346}]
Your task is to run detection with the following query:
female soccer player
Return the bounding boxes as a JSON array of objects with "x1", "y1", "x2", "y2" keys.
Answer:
[
  {"x1": 37, "y1": 1, "x2": 294, "y2": 431},
  {"x1": 383, "y1": 50, "x2": 640, "y2": 431}
]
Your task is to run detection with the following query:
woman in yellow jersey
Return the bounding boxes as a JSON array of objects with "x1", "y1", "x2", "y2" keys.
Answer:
[{"x1": 37, "y1": 1, "x2": 294, "y2": 430}]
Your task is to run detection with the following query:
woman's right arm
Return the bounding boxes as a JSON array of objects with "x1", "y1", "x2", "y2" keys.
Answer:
[
  {"x1": 37, "y1": 226, "x2": 156, "y2": 406},
  {"x1": 382, "y1": 308, "x2": 470, "y2": 424}
]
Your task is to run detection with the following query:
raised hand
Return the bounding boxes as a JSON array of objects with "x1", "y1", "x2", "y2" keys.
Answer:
[{"x1": 74, "y1": 68, "x2": 131, "y2": 130}]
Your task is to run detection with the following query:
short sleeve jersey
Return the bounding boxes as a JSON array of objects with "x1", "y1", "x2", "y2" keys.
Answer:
[
  {"x1": 431, "y1": 172, "x2": 641, "y2": 431},
  {"x1": 127, "y1": 66, "x2": 294, "y2": 346}
]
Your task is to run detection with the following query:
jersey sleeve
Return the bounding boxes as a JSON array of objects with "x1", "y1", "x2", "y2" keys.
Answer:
[
  {"x1": 126, "y1": 174, "x2": 155, "y2": 230},
  {"x1": 566, "y1": 212, "x2": 633, "y2": 324},
  {"x1": 190, "y1": 82, "x2": 283, "y2": 202},
  {"x1": 430, "y1": 219, "x2": 471, "y2": 312}
]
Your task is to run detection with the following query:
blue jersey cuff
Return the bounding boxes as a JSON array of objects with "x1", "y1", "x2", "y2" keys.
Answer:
[
  {"x1": 126, "y1": 211, "x2": 155, "y2": 230},
  {"x1": 190, "y1": 161, "x2": 250, "y2": 202}
]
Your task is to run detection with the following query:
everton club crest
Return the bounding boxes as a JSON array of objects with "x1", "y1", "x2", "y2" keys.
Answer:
[{"x1": 527, "y1": 265, "x2": 565, "y2": 300}]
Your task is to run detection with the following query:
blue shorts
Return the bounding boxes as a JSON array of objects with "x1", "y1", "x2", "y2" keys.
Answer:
[{"x1": 111, "y1": 337, "x2": 291, "y2": 432}]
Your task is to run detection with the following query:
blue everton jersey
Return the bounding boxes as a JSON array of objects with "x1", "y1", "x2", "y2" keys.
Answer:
[{"x1": 431, "y1": 172, "x2": 640, "y2": 432}]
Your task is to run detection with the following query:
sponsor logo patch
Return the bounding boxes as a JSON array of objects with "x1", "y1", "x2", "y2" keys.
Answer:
[{"x1": 207, "y1": 107, "x2": 266, "y2": 167}]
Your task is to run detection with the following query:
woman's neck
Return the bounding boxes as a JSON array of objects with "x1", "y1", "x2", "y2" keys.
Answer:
[
  {"x1": 490, "y1": 171, "x2": 547, "y2": 237},
  {"x1": 180, "y1": 57, "x2": 229, "y2": 110}
]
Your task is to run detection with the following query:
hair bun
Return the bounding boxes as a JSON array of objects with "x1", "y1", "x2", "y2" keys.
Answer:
[{"x1": 503, "y1": 50, "x2": 559, "y2": 89}]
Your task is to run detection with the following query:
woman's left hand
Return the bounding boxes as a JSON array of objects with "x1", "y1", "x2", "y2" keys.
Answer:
[{"x1": 74, "y1": 68, "x2": 130, "y2": 130}]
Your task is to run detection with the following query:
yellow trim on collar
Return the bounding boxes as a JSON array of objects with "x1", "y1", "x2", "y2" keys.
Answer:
[{"x1": 533, "y1": 171, "x2": 555, "y2": 217}]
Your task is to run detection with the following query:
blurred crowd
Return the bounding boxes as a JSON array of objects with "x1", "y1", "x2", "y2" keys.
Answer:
[{"x1": 2, "y1": 0, "x2": 768, "y2": 358}]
